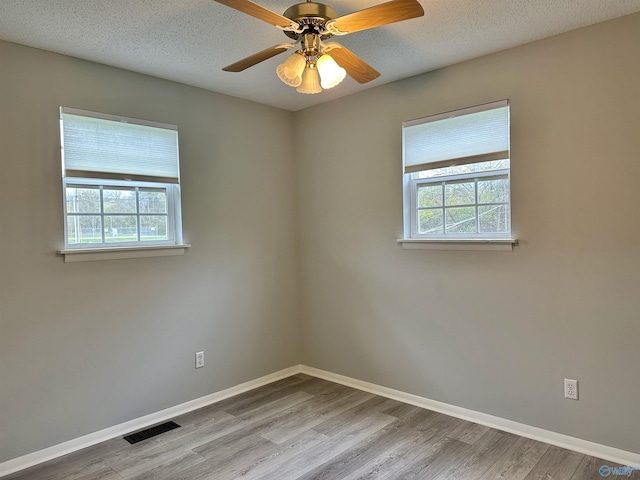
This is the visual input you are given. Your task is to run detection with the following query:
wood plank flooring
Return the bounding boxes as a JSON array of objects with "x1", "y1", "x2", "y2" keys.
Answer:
[{"x1": 4, "y1": 374, "x2": 622, "y2": 480}]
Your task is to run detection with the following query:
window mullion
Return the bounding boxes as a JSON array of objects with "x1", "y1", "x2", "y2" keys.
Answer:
[
  {"x1": 475, "y1": 177, "x2": 479, "y2": 233},
  {"x1": 410, "y1": 179, "x2": 418, "y2": 236},
  {"x1": 167, "y1": 186, "x2": 175, "y2": 242},
  {"x1": 100, "y1": 185, "x2": 105, "y2": 244},
  {"x1": 135, "y1": 186, "x2": 141, "y2": 242},
  {"x1": 441, "y1": 182, "x2": 445, "y2": 234}
]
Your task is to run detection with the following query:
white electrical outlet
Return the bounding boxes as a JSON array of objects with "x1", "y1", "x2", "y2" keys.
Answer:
[
  {"x1": 564, "y1": 378, "x2": 578, "y2": 400},
  {"x1": 195, "y1": 351, "x2": 205, "y2": 369}
]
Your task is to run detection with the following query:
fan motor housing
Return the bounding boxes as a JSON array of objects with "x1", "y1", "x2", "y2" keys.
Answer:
[
  {"x1": 283, "y1": 2, "x2": 336, "y2": 40},
  {"x1": 283, "y1": 2, "x2": 336, "y2": 21}
]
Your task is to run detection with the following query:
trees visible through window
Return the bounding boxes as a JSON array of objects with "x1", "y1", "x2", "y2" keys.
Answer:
[{"x1": 65, "y1": 185, "x2": 173, "y2": 245}]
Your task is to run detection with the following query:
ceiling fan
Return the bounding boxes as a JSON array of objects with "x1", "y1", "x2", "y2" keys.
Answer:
[{"x1": 215, "y1": 0, "x2": 424, "y2": 93}]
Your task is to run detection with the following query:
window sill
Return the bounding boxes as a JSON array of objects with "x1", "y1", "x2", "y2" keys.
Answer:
[
  {"x1": 396, "y1": 238, "x2": 518, "y2": 251},
  {"x1": 58, "y1": 244, "x2": 191, "y2": 263}
]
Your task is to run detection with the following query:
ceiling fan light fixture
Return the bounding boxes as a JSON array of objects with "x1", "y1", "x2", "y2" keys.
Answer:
[
  {"x1": 296, "y1": 63, "x2": 322, "y2": 94},
  {"x1": 276, "y1": 51, "x2": 306, "y2": 87},
  {"x1": 217, "y1": 0, "x2": 422, "y2": 93},
  {"x1": 316, "y1": 53, "x2": 346, "y2": 89}
]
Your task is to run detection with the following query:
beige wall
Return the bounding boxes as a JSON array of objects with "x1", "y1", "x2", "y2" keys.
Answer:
[
  {"x1": 0, "y1": 41, "x2": 300, "y2": 462},
  {"x1": 296, "y1": 13, "x2": 640, "y2": 453}
]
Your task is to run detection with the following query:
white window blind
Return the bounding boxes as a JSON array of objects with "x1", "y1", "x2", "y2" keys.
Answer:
[
  {"x1": 61, "y1": 107, "x2": 180, "y2": 183},
  {"x1": 403, "y1": 100, "x2": 509, "y2": 174}
]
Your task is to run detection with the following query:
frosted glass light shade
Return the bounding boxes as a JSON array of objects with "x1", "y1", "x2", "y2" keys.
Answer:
[
  {"x1": 296, "y1": 65, "x2": 322, "y2": 94},
  {"x1": 276, "y1": 52, "x2": 306, "y2": 87},
  {"x1": 317, "y1": 54, "x2": 346, "y2": 89}
]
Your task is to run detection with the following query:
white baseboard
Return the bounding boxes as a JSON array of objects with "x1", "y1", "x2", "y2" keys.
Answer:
[
  {"x1": 0, "y1": 365, "x2": 303, "y2": 478},
  {"x1": 3, "y1": 363, "x2": 638, "y2": 478},
  {"x1": 300, "y1": 365, "x2": 640, "y2": 467}
]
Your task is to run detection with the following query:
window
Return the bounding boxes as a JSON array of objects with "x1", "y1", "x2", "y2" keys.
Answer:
[
  {"x1": 60, "y1": 107, "x2": 184, "y2": 252},
  {"x1": 65, "y1": 182, "x2": 178, "y2": 245},
  {"x1": 402, "y1": 100, "x2": 514, "y2": 244}
]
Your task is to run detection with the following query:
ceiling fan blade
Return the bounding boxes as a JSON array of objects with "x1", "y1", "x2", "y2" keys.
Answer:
[
  {"x1": 214, "y1": 0, "x2": 297, "y2": 29},
  {"x1": 325, "y1": 0, "x2": 424, "y2": 35},
  {"x1": 222, "y1": 44, "x2": 293, "y2": 72},
  {"x1": 324, "y1": 43, "x2": 380, "y2": 84}
]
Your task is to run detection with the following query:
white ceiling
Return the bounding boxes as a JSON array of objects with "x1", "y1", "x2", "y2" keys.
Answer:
[{"x1": 1, "y1": 0, "x2": 639, "y2": 111}]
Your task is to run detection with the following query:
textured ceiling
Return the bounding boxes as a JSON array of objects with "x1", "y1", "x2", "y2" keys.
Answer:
[{"x1": 1, "y1": 0, "x2": 639, "y2": 111}]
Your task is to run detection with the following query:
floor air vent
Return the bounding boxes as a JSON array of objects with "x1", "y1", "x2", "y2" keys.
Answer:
[{"x1": 123, "y1": 421, "x2": 181, "y2": 444}]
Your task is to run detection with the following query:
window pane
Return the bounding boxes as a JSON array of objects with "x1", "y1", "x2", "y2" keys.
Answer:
[
  {"x1": 66, "y1": 187, "x2": 100, "y2": 213},
  {"x1": 67, "y1": 215, "x2": 102, "y2": 244},
  {"x1": 140, "y1": 216, "x2": 168, "y2": 241},
  {"x1": 104, "y1": 188, "x2": 136, "y2": 213},
  {"x1": 104, "y1": 216, "x2": 137, "y2": 242},
  {"x1": 418, "y1": 184, "x2": 442, "y2": 207},
  {"x1": 479, "y1": 205, "x2": 510, "y2": 233},
  {"x1": 445, "y1": 180, "x2": 475, "y2": 206},
  {"x1": 478, "y1": 176, "x2": 509, "y2": 204},
  {"x1": 416, "y1": 159, "x2": 510, "y2": 179},
  {"x1": 419, "y1": 209, "x2": 443, "y2": 234},
  {"x1": 445, "y1": 207, "x2": 476, "y2": 233},
  {"x1": 139, "y1": 188, "x2": 167, "y2": 214}
]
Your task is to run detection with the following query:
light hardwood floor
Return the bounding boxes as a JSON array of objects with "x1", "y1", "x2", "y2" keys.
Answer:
[{"x1": 5, "y1": 374, "x2": 619, "y2": 480}]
